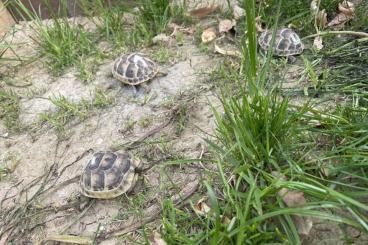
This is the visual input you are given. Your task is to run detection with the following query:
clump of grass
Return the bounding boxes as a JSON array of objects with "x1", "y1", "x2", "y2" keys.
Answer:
[
  {"x1": 0, "y1": 89, "x2": 21, "y2": 132},
  {"x1": 39, "y1": 90, "x2": 114, "y2": 133},
  {"x1": 12, "y1": 0, "x2": 98, "y2": 76},
  {"x1": 130, "y1": 0, "x2": 192, "y2": 47},
  {"x1": 158, "y1": 0, "x2": 368, "y2": 243},
  {"x1": 80, "y1": 0, "x2": 130, "y2": 49},
  {"x1": 170, "y1": 2, "x2": 194, "y2": 26}
]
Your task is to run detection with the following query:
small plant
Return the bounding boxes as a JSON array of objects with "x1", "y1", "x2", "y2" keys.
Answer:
[
  {"x1": 12, "y1": 0, "x2": 98, "y2": 76},
  {"x1": 80, "y1": 0, "x2": 129, "y2": 48},
  {"x1": 170, "y1": 2, "x2": 194, "y2": 26},
  {"x1": 130, "y1": 0, "x2": 179, "y2": 46},
  {"x1": 39, "y1": 90, "x2": 113, "y2": 133},
  {"x1": 138, "y1": 117, "x2": 150, "y2": 128},
  {"x1": 0, "y1": 89, "x2": 21, "y2": 132}
]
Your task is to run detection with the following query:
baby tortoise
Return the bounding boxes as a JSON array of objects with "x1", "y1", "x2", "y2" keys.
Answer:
[
  {"x1": 258, "y1": 28, "x2": 304, "y2": 62},
  {"x1": 112, "y1": 52, "x2": 167, "y2": 92},
  {"x1": 80, "y1": 151, "x2": 142, "y2": 199}
]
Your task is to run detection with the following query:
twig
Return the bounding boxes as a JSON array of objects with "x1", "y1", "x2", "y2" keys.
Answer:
[
  {"x1": 60, "y1": 200, "x2": 95, "y2": 234},
  {"x1": 97, "y1": 179, "x2": 199, "y2": 242},
  {"x1": 327, "y1": 37, "x2": 368, "y2": 54},
  {"x1": 302, "y1": 31, "x2": 368, "y2": 40}
]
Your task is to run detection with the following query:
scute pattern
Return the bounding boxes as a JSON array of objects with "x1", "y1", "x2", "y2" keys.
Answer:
[
  {"x1": 80, "y1": 151, "x2": 140, "y2": 199},
  {"x1": 258, "y1": 28, "x2": 304, "y2": 56},
  {"x1": 112, "y1": 53, "x2": 159, "y2": 85}
]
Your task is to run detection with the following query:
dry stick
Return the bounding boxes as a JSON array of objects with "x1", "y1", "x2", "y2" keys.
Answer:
[
  {"x1": 59, "y1": 200, "x2": 96, "y2": 234},
  {"x1": 302, "y1": 30, "x2": 368, "y2": 40},
  {"x1": 97, "y1": 179, "x2": 199, "y2": 242},
  {"x1": 328, "y1": 37, "x2": 368, "y2": 54}
]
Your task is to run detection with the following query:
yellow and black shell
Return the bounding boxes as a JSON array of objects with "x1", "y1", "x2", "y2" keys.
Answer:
[
  {"x1": 80, "y1": 151, "x2": 141, "y2": 199},
  {"x1": 258, "y1": 28, "x2": 304, "y2": 56},
  {"x1": 112, "y1": 53, "x2": 159, "y2": 85}
]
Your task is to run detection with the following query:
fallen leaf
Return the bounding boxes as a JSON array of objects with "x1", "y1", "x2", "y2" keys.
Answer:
[
  {"x1": 42, "y1": 235, "x2": 93, "y2": 244},
  {"x1": 219, "y1": 19, "x2": 236, "y2": 33},
  {"x1": 310, "y1": 0, "x2": 319, "y2": 15},
  {"x1": 313, "y1": 36, "x2": 324, "y2": 50},
  {"x1": 294, "y1": 216, "x2": 314, "y2": 235},
  {"x1": 233, "y1": 5, "x2": 245, "y2": 20},
  {"x1": 339, "y1": 0, "x2": 355, "y2": 15},
  {"x1": 255, "y1": 16, "x2": 264, "y2": 32},
  {"x1": 194, "y1": 197, "x2": 211, "y2": 215},
  {"x1": 149, "y1": 231, "x2": 167, "y2": 245},
  {"x1": 316, "y1": 9, "x2": 328, "y2": 28},
  {"x1": 201, "y1": 28, "x2": 216, "y2": 43},
  {"x1": 328, "y1": 1, "x2": 355, "y2": 28},
  {"x1": 215, "y1": 38, "x2": 241, "y2": 57},
  {"x1": 272, "y1": 171, "x2": 313, "y2": 236}
]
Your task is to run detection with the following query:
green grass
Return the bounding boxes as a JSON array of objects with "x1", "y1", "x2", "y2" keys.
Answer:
[
  {"x1": 39, "y1": 90, "x2": 114, "y2": 133},
  {"x1": 11, "y1": 0, "x2": 99, "y2": 76},
  {"x1": 157, "y1": 0, "x2": 368, "y2": 243},
  {"x1": 0, "y1": 89, "x2": 21, "y2": 132}
]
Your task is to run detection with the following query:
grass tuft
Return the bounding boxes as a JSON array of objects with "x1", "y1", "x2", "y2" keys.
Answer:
[
  {"x1": 39, "y1": 90, "x2": 114, "y2": 133},
  {"x1": 0, "y1": 89, "x2": 21, "y2": 132},
  {"x1": 12, "y1": 0, "x2": 98, "y2": 76}
]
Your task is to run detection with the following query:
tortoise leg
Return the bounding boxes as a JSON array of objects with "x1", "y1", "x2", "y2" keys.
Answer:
[
  {"x1": 157, "y1": 68, "x2": 168, "y2": 77},
  {"x1": 140, "y1": 83, "x2": 151, "y2": 93},
  {"x1": 287, "y1": 56, "x2": 297, "y2": 63},
  {"x1": 127, "y1": 174, "x2": 139, "y2": 193},
  {"x1": 131, "y1": 85, "x2": 138, "y2": 95}
]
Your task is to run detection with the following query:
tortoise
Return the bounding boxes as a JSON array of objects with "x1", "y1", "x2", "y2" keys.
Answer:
[
  {"x1": 80, "y1": 151, "x2": 142, "y2": 199},
  {"x1": 258, "y1": 28, "x2": 304, "y2": 62},
  {"x1": 112, "y1": 52, "x2": 167, "y2": 92}
]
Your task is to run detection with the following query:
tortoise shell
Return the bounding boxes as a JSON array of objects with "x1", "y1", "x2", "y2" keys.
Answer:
[
  {"x1": 258, "y1": 28, "x2": 304, "y2": 56},
  {"x1": 80, "y1": 151, "x2": 141, "y2": 199},
  {"x1": 112, "y1": 53, "x2": 159, "y2": 85}
]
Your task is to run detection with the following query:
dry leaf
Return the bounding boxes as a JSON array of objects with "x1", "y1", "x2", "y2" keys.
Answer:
[
  {"x1": 233, "y1": 5, "x2": 245, "y2": 20},
  {"x1": 339, "y1": 0, "x2": 355, "y2": 15},
  {"x1": 219, "y1": 19, "x2": 236, "y2": 33},
  {"x1": 149, "y1": 231, "x2": 167, "y2": 245},
  {"x1": 316, "y1": 9, "x2": 328, "y2": 28},
  {"x1": 272, "y1": 171, "x2": 313, "y2": 236},
  {"x1": 42, "y1": 235, "x2": 93, "y2": 244},
  {"x1": 294, "y1": 216, "x2": 314, "y2": 235},
  {"x1": 313, "y1": 36, "x2": 324, "y2": 50},
  {"x1": 201, "y1": 28, "x2": 216, "y2": 43},
  {"x1": 255, "y1": 16, "x2": 264, "y2": 32},
  {"x1": 215, "y1": 40, "x2": 241, "y2": 57},
  {"x1": 328, "y1": 1, "x2": 355, "y2": 27},
  {"x1": 189, "y1": 5, "x2": 219, "y2": 19},
  {"x1": 310, "y1": 0, "x2": 319, "y2": 15},
  {"x1": 194, "y1": 197, "x2": 211, "y2": 215}
]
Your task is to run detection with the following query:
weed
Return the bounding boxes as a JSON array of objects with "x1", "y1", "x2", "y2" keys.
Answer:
[
  {"x1": 12, "y1": 0, "x2": 98, "y2": 76},
  {"x1": 138, "y1": 117, "x2": 151, "y2": 128},
  {"x1": 81, "y1": 0, "x2": 129, "y2": 48},
  {"x1": 0, "y1": 152, "x2": 20, "y2": 181},
  {"x1": 39, "y1": 90, "x2": 113, "y2": 133},
  {"x1": 175, "y1": 31, "x2": 185, "y2": 46},
  {"x1": 120, "y1": 118, "x2": 136, "y2": 134},
  {"x1": 170, "y1": 2, "x2": 194, "y2": 26},
  {"x1": 174, "y1": 104, "x2": 188, "y2": 136},
  {"x1": 25, "y1": 86, "x2": 48, "y2": 99},
  {"x1": 151, "y1": 45, "x2": 182, "y2": 64},
  {"x1": 0, "y1": 89, "x2": 21, "y2": 132}
]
